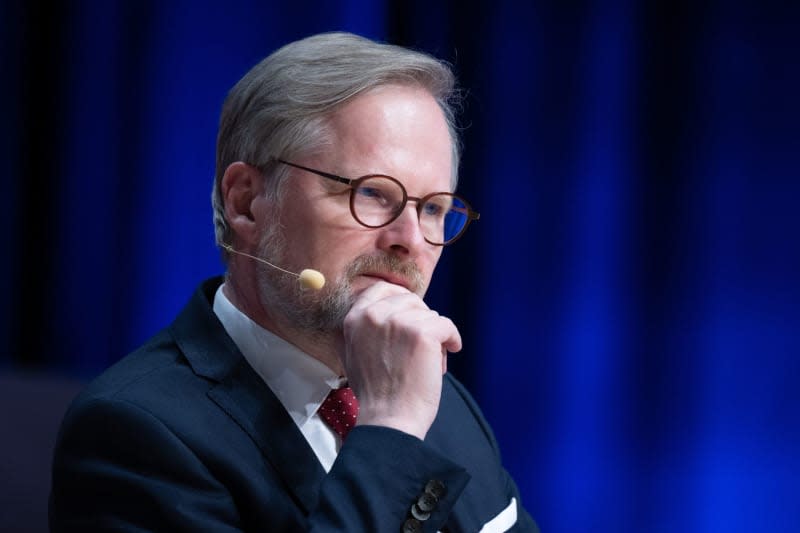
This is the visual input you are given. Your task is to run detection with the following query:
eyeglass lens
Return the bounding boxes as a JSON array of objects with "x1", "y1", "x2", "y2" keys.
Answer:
[{"x1": 352, "y1": 177, "x2": 468, "y2": 244}]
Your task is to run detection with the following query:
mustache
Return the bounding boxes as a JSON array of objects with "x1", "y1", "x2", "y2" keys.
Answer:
[{"x1": 344, "y1": 254, "x2": 424, "y2": 293}]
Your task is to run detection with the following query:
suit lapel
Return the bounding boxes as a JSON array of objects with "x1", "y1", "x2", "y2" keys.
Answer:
[
  {"x1": 170, "y1": 278, "x2": 326, "y2": 514},
  {"x1": 208, "y1": 360, "x2": 326, "y2": 513}
]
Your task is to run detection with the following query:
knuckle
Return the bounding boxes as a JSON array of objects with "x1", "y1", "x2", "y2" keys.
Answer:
[{"x1": 361, "y1": 305, "x2": 384, "y2": 327}]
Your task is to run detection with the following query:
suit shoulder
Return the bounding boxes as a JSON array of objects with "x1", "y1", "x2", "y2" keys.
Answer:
[
  {"x1": 69, "y1": 328, "x2": 204, "y2": 414},
  {"x1": 439, "y1": 373, "x2": 502, "y2": 454},
  {"x1": 441, "y1": 373, "x2": 492, "y2": 429}
]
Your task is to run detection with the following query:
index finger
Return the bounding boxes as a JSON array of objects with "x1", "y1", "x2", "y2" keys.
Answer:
[{"x1": 348, "y1": 280, "x2": 417, "y2": 314}]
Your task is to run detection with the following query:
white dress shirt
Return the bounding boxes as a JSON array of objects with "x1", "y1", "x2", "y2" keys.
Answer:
[{"x1": 212, "y1": 284, "x2": 346, "y2": 472}]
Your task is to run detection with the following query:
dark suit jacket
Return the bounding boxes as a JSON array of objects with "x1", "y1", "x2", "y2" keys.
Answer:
[{"x1": 50, "y1": 278, "x2": 538, "y2": 532}]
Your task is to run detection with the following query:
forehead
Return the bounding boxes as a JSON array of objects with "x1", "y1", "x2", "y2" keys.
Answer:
[{"x1": 324, "y1": 85, "x2": 454, "y2": 193}]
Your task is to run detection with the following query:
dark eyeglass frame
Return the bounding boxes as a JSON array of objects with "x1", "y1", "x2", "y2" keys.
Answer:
[{"x1": 277, "y1": 159, "x2": 480, "y2": 246}]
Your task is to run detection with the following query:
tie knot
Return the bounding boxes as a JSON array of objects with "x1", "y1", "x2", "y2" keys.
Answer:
[{"x1": 318, "y1": 386, "x2": 360, "y2": 441}]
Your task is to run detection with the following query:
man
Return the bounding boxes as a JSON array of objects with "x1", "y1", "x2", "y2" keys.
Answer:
[{"x1": 50, "y1": 32, "x2": 539, "y2": 532}]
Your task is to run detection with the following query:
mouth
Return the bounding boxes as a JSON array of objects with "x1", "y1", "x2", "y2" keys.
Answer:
[
  {"x1": 344, "y1": 254, "x2": 425, "y2": 295},
  {"x1": 359, "y1": 272, "x2": 413, "y2": 291}
]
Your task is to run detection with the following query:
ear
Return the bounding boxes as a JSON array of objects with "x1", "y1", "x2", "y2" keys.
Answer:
[{"x1": 221, "y1": 162, "x2": 264, "y2": 248}]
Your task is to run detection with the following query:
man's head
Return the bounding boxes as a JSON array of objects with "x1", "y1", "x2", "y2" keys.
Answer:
[
  {"x1": 212, "y1": 32, "x2": 461, "y2": 248},
  {"x1": 214, "y1": 32, "x2": 463, "y2": 340}
]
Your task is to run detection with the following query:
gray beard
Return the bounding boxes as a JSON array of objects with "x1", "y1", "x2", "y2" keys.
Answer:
[{"x1": 254, "y1": 224, "x2": 425, "y2": 335}]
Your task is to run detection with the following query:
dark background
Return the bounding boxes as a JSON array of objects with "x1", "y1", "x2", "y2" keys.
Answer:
[{"x1": 2, "y1": 1, "x2": 799, "y2": 531}]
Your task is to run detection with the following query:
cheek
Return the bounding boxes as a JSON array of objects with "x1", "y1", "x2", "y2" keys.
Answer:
[
  {"x1": 409, "y1": 248, "x2": 442, "y2": 294},
  {"x1": 309, "y1": 226, "x2": 374, "y2": 273}
]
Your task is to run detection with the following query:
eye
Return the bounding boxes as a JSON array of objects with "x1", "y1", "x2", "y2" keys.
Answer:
[
  {"x1": 421, "y1": 195, "x2": 453, "y2": 218},
  {"x1": 356, "y1": 185, "x2": 389, "y2": 205},
  {"x1": 423, "y1": 202, "x2": 444, "y2": 216}
]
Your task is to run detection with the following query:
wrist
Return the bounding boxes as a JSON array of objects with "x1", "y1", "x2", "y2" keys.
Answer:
[{"x1": 356, "y1": 411, "x2": 432, "y2": 441}]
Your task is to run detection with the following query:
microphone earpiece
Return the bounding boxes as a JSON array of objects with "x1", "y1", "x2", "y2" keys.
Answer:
[
  {"x1": 298, "y1": 269, "x2": 326, "y2": 290},
  {"x1": 221, "y1": 244, "x2": 326, "y2": 290}
]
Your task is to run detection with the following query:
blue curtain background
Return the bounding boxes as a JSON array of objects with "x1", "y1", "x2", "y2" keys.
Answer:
[{"x1": 2, "y1": 1, "x2": 798, "y2": 531}]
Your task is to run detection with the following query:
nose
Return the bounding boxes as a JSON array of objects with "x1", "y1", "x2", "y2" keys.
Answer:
[{"x1": 375, "y1": 204, "x2": 427, "y2": 257}]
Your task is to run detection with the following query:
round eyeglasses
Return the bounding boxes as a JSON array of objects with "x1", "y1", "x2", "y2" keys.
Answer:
[{"x1": 278, "y1": 160, "x2": 480, "y2": 246}]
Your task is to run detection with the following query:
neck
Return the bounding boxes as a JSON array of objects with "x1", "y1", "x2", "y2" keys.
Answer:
[{"x1": 222, "y1": 274, "x2": 346, "y2": 376}]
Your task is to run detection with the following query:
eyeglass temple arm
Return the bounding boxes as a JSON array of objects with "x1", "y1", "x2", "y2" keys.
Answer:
[
  {"x1": 452, "y1": 205, "x2": 480, "y2": 220},
  {"x1": 277, "y1": 159, "x2": 352, "y2": 186}
]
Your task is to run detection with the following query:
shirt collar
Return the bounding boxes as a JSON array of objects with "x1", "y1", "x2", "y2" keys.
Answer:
[{"x1": 212, "y1": 284, "x2": 346, "y2": 428}]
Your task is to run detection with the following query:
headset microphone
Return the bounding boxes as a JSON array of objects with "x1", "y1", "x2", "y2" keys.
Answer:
[{"x1": 221, "y1": 244, "x2": 326, "y2": 290}]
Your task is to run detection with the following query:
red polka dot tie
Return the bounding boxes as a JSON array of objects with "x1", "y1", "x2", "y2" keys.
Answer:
[{"x1": 318, "y1": 386, "x2": 360, "y2": 441}]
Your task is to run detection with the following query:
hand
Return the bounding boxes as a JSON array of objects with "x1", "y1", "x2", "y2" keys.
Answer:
[{"x1": 342, "y1": 281, "x2": 462, "y2": 440}]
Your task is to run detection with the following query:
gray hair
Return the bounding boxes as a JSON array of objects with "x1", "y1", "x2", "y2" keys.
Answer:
[{"x1": 211, "y1": 31, "x2": 462, "y2": 249}]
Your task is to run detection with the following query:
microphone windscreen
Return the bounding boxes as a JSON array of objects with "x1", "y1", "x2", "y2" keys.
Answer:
[{"x1": 299, "y1": 269, "x2": 326, "y2": 290}]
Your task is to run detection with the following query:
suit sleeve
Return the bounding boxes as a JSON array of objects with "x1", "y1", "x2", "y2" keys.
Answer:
[
  {"x1": 313, "y1": 375, "x2": 540, "y2": 533},
  {"x1": 312, "y1": 425, "x2": 471, "y2": 533}
]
